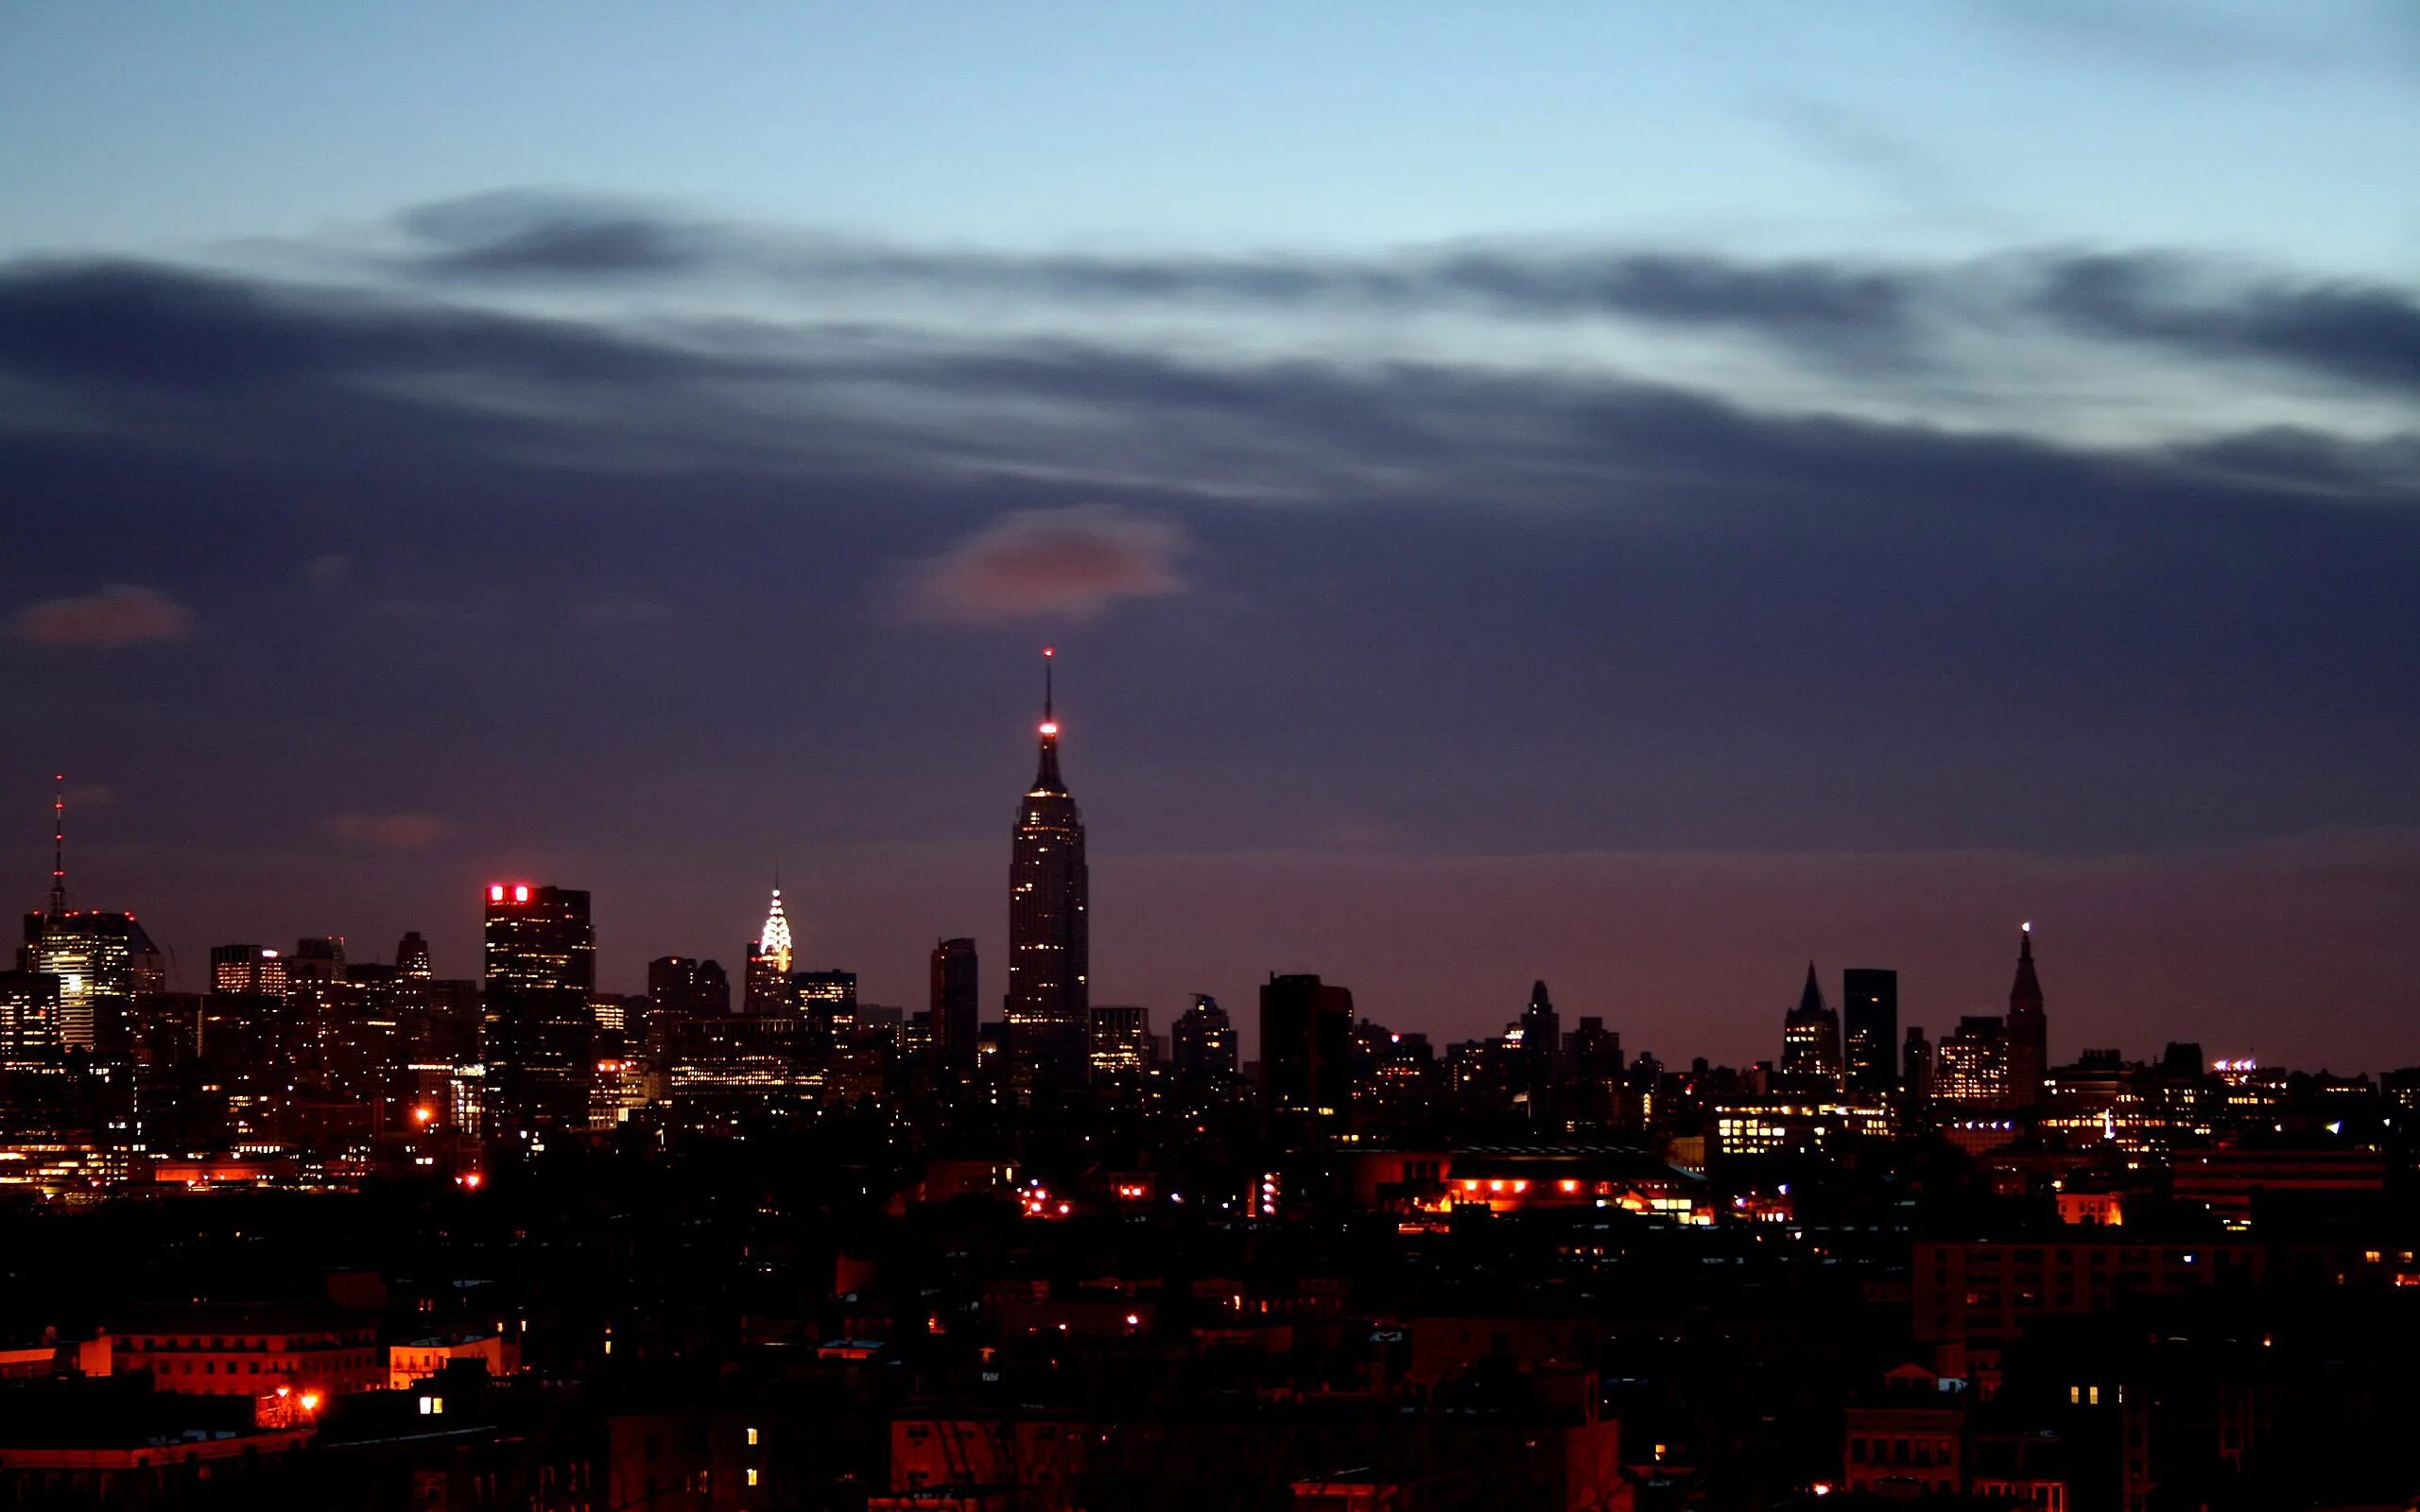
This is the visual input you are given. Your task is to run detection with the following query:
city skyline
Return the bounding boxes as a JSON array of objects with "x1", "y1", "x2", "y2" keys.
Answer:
[{"x1": 5, "y1": 4, "x2": 2415, "y2": 1073}]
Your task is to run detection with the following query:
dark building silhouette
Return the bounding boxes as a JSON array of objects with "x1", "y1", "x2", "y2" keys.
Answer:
[
  {"x1": 395, "y1": 931, "x2": 433, "y2": 980},
  {"x1": 1170, "y1": 994, "x2": 1237, "y2": 1080},
  {"x1": 0, "y1": 970, "x2": 60, "y2": 1068},
  {"x1": 647, "y1": 956, "x2": 730, "y2": 1017},
  {"x1": 1905, "y1": 1024, "x2": 1933, "y2": 1101},
  {"x1": 1260, "y1": 973, "x2": 1353, "y2": 1120},
  {"x1": 1006, "y1": 651, "x2": 1088, "y2": 1097},
  {"x1": 929, "y1": 937, "x2": 979, "y2": 1071},
  {"x1": 481, "y1": 883, "x2": 596, "y2": 1145},
  {"x1": 209, "y1": 943, "x2": 286, "y2": 997},
  {"x1": 794, "y1": 970, "x2": 856, "y2": 1041},
  {"x1": 2005, "y1": 924, "x2": 2047, "y2": 1107},
  {"x1": 1518, "y1": 980, "x2": 1561, "y2": 1115},
  {"x1": 1843, "y1": 967, "x2": 1899, "y2": 1096},
  {"x1": 1780, "y1": 962, "x2": 1843, "y2": 1090}
]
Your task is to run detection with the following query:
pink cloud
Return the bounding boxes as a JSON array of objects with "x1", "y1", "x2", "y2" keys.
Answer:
[
  {"x1": 324, "y1": 811, "x2": 453, "y2": 850},
  {"x1": 13, "y1": 584, "x2": 194, "y2": 647},
  {"x1": 894, "y1": 506, "x2": 1189, "y2": 623}
]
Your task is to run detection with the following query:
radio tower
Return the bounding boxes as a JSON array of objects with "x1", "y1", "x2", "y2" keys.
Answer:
[{"x1": 44, "y1": 773, "x2": 67, "y2": 919}]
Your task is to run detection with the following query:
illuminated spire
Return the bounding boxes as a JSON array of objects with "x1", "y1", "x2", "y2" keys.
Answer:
[
  {"x1": 759, "y1": 884, "x2": 794, "y2": 974},
  {"x1": 1032, "y1": 646, "x2": 1066, "y2": 795},
  {"x1": 44, "y1": 773, "x2": 66, "y2": 918}
]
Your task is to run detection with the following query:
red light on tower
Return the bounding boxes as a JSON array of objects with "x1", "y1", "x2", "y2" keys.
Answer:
[
  {"x1": 512, "y1": 884, "x2": 529, "y2": 903},
  {"x1": 489, "y1": 884, "x2": 505, "y2": 902}
]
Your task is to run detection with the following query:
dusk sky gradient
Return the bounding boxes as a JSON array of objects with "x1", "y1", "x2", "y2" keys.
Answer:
[{"x1": 3, "y1": 3, "x2": 2415, "y2": 1068}]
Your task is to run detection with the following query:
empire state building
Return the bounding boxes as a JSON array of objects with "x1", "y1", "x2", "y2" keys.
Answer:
[{"x1": 1007, "y1": 649, "x2": 1089, "y2": 1095}]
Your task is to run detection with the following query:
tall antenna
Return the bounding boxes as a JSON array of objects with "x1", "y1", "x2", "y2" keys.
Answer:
[
  {"x1": 1043, "y1": 646, "x2": 1055, "y2": 723},
  {"x1": 45, "y1": 772, "x2": 66, "y2": 918}
]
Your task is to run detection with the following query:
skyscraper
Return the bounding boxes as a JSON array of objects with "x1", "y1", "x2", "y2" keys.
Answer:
[
  {"x1": 744, "y1": 885, "x2": 797, "y2": 1015},
  {"x1": 2004, "y1": 923, "x2": 2048, "y2": 1108},
  {"x1": 1088, "y1": 1005, "x2": 1151, "y2": 1078},
  {"x1": 1006, "y1": 649, "x2": 1088, "y2": 1096},
  {"x1": 395, "y1": 931, "x2": 433, "y2": 980},
  {"x1": 1779, "y1": 963, "x2": 1843, "y2": 1090},
  {"x1": 1170, "y1": 994, "x2": 1237, "y2": 1081},
  {"x1": 481, "y1": 882, "x2": 596, "y2": 1145},
  {"x1": 929, "y1": 937, "x2": 978, "y2": 1072},
  {"x1": 1841, "y1": 967, "x2": 1899, "y2": 1096},
  {"x1": 21, "y1": 781, "x2": 161, "y2": 1053},
  {"x1": 1260, "y1": 973, "x2": 1353, "y2": 1121}
]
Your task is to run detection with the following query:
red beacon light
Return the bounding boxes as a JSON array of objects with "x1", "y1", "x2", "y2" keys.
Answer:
[
  {"x1": 489, "y1": 884, "x2": 505, "y2": 902},
  {"x1": 512, "y1": 885, "x2": 529, "y2": 902}
]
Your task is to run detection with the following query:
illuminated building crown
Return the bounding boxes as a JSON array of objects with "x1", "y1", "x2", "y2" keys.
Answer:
[{"x1": 759, "y1": 886, "x2": 794, "y2": 974}]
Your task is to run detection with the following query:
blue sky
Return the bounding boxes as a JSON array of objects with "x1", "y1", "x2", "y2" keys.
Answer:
[{"x1": 2, "y1": 2, "x2": 2415, "y2": 1065}]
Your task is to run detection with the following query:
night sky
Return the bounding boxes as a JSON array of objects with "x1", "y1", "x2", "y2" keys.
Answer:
[{"x1": 3, "y1": 4, "x2": 2415, "y2": 1069}]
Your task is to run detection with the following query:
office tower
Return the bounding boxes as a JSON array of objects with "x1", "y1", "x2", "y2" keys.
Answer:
[
  {"x1": 1259, "y1": 973, "x2": 1353, "y2": 1120},
  {"x1": 2003, "y1": 923, "x2": 2047, "y2": 1108},
  {"x1": 1088, "y1": 1004, "x2": 1151, "y2": 1078},
  {"x1": 0, "y1": 970, "x2": 61, "y2": 1069},
  {"x1": 395, "y1": 931, "x2": 433, "y2": 980},
  {"x1": 1564, "y1": 1016, "x2": 1624, "y2": 1123},
  {"x1": 1007, "y1": 649, "x2": 1089, "y2": 1096},
  {"x1": 1933, "y1": 1016, "x2": 2008, "y2": 1107},
  {"x1": 1842, "y1": 968, "x2": 1899, "y2": 1097},
  {"x1": 929, "y1": 937, "x2": 978, "y2": 1072},
  {"x1": 744, "y1": 885, "x2": 797, "y2": 1015},
  {"x1": 1170, "y1": 994, "x2": 1237, "y2": 1081},
  {"x1": 794, "y1": 970, "x2": 856, "y2": 1040},
  {"x1": 209, "y1": 944, "x2": 288, "y2": 997},
  {"x1": 1904, "y1": 1026, "x2": 1933, "y2": 1102},
  {"x1": 481, "y1": 882, "x2": 596, "y2": 1145},
  {"x1": 648, "y1": 955, "x2": 730, "y2": 1018},
  {"x1": 1779, "y1": 963, "x2": 1843, "y2": 1090},
  {"x1": 289, "y1": 936, "x2": 346, "y2": 983}
]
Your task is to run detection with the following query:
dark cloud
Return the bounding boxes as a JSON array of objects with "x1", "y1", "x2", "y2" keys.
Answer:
[
  {"x1": 894, "y1": 506, "x2": 1191, "y2": 623},
  {"x1": 382, "y1": 193, "x2": 2420, "y2": 400},
  {"x1": 12, "y1": 583, "x2": 194, "y2": 646},
  {"x1": 2036, "y1": 253, "x2": 2420, "y2": 396}
]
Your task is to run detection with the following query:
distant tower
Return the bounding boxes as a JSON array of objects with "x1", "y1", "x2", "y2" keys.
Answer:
[
  {"x1": 744, "y1": 884, "x2": 796, "y2": 1015},
  {"x1": 44, "y1": 773, "x2": 66, "y2": 919},
  {"x1": 1006, "y1": 648, "x2": 1089, "y2": 1097},
  {"x1": 395, "y1": 931, "x2": 433, "y2": 980},
  {"x1": 1518, "y1": 980, "x2": 1562, "y2": 1116},
  {"x1": 1780, "y1": 963, "x2": 1843, "y2": 1090},
  {"x1": 929, "y1": 937, "x2": 978, "y2": 1072},
  {"x1": 1841, "y1": 968, "x2": 1899, "y2": 1097},
  {"x1": 2003, "y1": 923, "x2": 2047, "y2": 1108}
]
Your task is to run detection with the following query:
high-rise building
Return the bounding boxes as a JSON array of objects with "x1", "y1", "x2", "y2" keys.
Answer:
[
  {"x1": 2003, "y1": 924, "x2": 2047, "y2": 1108},
  {"x1": 1007, "y1": 649, "x2": 1089, "y2": 1096},
  {"x1": 744, "y1": 885, "x2": 797, "y2": 1015},
  {"x1": 1842, "y1": 968, "x2": 1899, "y2": 1096},
  {"x1": 929, "y1": 937, "x2": 978, "y2": 1072},
  {"x1": 20, "y1": 778, "x2": 161, "y2": 1053},
  {"x1": 1904, "y1": 1025, "x2": 1933, "y2": 1102},
  {"x1": 0, "y1": 970, "x2": 61, "y2": 1069},
  {"x1": 209, "y1": 944, "x2": 288, "y2": 997},
  {"x1": 648, "y1": 955, "x2": 730, "y2": 1017},
  {"x1": 481, "y1": 882, "x2": 596, "y2": 1145},
  {"x1": 1170, "y1": 995, "x2": 1237, "y2": 1081},
  {"x1": 1260, "y1": 973, "x2": 1353, "y2": 1121},
  {"x1": 395, "y1": 931, "x2": 433, "y2": 980},
  {"x1": 1088, "y1": 1004, "x2": 1151, "y2": 1078},
  {"x1": 288, "y1": 936, "x2": 346, "y2": 983},
  {"x1": 1779, "y1": 963, "x2": 1843, "y2": 1090},
  {"x1": 1933, "y1": 1016, "x2": 2008, "y2": 1107},
  {"x1": 794, "y1": 970, "x2": 857, "y2": 1041}
]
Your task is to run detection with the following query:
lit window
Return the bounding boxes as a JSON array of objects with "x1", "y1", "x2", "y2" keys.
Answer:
[{"x1": 746, "y1": 1427, "x2": 758, "y2": 1446}]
